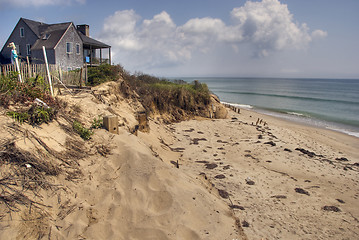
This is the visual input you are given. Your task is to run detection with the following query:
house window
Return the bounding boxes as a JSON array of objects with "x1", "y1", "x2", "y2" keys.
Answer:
[
  {"x1": 76, "y1": 43, "x2": 80, "y2": 55},
  {"x1": 66, "y1": 42, "x2": 73, "y2": 54},
  {"x1": 26, "y1": 44, "x2": 31, "y2": 55},
  {"x1": 20, "y1": 27, "x2": 24, "y2": 37}
]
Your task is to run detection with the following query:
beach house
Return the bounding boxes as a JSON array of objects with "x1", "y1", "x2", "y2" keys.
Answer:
[{"x1": 0, "y1": 18, "x2": 111, "y2": 70}]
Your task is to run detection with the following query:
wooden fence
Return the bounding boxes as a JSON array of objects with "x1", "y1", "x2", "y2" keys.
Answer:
[{"x1": 0, "y1": 63, "x2": 86, "y2": 87}]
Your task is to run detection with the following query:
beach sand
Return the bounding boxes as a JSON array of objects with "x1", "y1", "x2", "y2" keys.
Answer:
[
  {"x1": 139, "y1": 107, "x2": 359, "y2": 239},
  {"x1": 0, "y1": 88, "x2": 245, "y2": 239},
  {"x1": 1, "y1": 84, "x2": 358, "y2": 239}
]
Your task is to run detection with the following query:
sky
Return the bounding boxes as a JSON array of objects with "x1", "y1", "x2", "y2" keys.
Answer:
[{"x1": 0, "y1": 0, "x2": 358, "y2": 78}]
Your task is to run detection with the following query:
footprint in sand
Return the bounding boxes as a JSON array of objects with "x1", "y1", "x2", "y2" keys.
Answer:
[
  {"x1": 205, "y1": 163, "x2": 218, "y2": 169},
  {"x1": 214, "y1": 174, "x2": 226, "y2": 179}
]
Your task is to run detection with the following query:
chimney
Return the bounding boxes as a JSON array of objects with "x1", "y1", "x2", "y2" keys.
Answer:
[{"x1": 77, "y1": 24, "x2": 89, "y2": 36}]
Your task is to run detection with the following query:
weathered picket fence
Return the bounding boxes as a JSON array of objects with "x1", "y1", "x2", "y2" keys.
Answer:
[{"x1": 0, "y1": 63, "x2": 86, "y2": 87}]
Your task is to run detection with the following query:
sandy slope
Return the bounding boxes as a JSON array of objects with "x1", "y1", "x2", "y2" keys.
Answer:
[
  {"x1": 140, "y1": 108, "x2": 359, "y2": 239},
  {"x1": 1, "y1": 80, "x2": 358, "y2": 239},
  {"x1": 50, "y1": 130, "x2": 243, "y2": 239},
  {"x1": 0, "y1": 85, "x2": 245, "y2": 239}
]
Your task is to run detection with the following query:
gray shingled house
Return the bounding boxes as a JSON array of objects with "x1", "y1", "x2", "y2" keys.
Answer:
[{"x1": 0, "y1": 18, "x2": 111, "y2": 70}]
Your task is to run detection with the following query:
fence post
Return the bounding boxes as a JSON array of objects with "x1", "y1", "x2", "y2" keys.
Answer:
[
  {"x1": 85, "y1": 63, "x2": 88, "y2": 84},
  {"x1": 59, "y1": 65, "x2": 63, "y2": 84},
  {"x1": 79, "y1": 67, "x2": 83, "y2": 87},
  {"x1": 42, "y1": 46, "x2": 54, "y2": 96},
  {"x1": 14, "y1": 57, "x2": 22, "y2": 83}
]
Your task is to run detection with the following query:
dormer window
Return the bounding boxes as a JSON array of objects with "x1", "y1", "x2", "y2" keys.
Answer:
[
  {"x1": 20, "y1": 27, "x2": 24, "y2": 37},
  {"x1": 42, "y1": 33, "x2": 51, "y2": 40}
]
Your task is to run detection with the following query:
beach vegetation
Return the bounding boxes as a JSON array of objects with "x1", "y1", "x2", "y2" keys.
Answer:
[
  {"x1": 28, "y1": 105, "x2": 55, "y2": 125},
  {"x1": 91, "y1": 116, "x2": 103, "y2": 129},
  {"x1": 73, "y1": 121, "x2": 93, "y2": 140},
  {"x1": 7, "y1": 105, "x2": 56, "y2": 125},
  {"x1": 6, "y1": 111, "x2": 29, "y2": 124},
  {"x1": 87, "y1": 64, "x2": 123, "y2": 86},
  {"x1": 123, "y1": 72, "x2": 211, "y2": 119},
  {"x1": 1, "y1": 72, "x2": 59, "y2": 126},
  {"x1": 135, "y1": 75, "x2": 211, "y2": 115},
  {"x1": 84, "y1": 64, "x2": 212, "y2": 120},
  {"x1": 0, "y1": 72, "x2": 56, "y2": 108}
]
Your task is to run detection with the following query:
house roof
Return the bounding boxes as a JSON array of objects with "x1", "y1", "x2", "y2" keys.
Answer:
[
  {"x1": 22, "y1": 18, "x2": 44, "y2": 38},
  {"x1": 79, "y1": 32, "x2": 111, "y2": 49},
  {"x1": 21, "y1": 18, "x2": 110, "y2": 51},
  {"x1": 31, "y1": 23, "x2": 72, "y2": 50}
]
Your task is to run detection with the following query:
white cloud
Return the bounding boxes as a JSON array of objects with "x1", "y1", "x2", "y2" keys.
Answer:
[
  {"x1": 0, "y1": 0, "x2": 85, "y2": 7},
  {"x1": 100, "y1": 10, "x2": 192, "y2": 68},
  {"x1": 179, "y1": 17, "x2": 243, "y2": 49},
  {"x1": 100, "y1": 0, "x2": 327, "y2": 70},
  {"x1": 230, "y1": 0, "x2": 313, "y2": 56},
  {"x1": 101, "y1": 10, "x2": 142, "y2": 51},
  {"x1": 181, "y1": 17, "x2": 226, "y2": 35},
  {"x1": 311, "y1": 29, "x2": 328, "y2": 39}
]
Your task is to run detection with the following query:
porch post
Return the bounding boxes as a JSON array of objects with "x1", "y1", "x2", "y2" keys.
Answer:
[
  {"x1": 90, "y1": 45, "x2": 92, "y2": 67},
  {"x1": 100, "y1": 48, "x2": 102, "y2": 65},
  {"x1": 109, "y1": 47, "x2": 111, "y2": 65}
]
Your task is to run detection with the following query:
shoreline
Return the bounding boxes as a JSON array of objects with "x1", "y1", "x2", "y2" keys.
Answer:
[
  {"x1": 236, "y1": 107, "x2": 359, "y2": 159},
  {"x1": 222, "y1": 101, "x2": 359, "y2": 139}
]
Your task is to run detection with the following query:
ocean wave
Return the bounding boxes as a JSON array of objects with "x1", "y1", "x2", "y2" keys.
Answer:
[
  {"x1": 286, "y1": 112, "x2": 307, "y2": 117},
  {"x1": 221, "y1": 101, "x2": 253, "y2": 109},
  {"x1": 326, "y1": 127, "x2": 359, "y2": 138},
  {"x1": 216, "y1": 91, "x2": 359, "y2": 105}
]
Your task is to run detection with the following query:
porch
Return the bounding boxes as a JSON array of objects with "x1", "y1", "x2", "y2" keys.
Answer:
[{"x1": 81, "y1": 34, "x2": 111, "y2": 66}]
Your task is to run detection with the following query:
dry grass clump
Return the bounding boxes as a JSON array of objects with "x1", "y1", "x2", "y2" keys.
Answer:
[
  {"x1": 81, "y1": 64, "x2": 213, "y2": 121},
  {"x1": 123, "y1": 73, "x2": 211, "y2": 121},
  {"x1": 0, "y1": 140, "x2": 59, "y2": 212},
  {"x1": 0, "y1": 126, "x2": 86, "y2": 215}
]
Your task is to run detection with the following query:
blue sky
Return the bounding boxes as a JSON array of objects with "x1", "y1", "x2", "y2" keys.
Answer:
[{"x1": 0, "y1": 0, "x2": 358, "y2": 78}]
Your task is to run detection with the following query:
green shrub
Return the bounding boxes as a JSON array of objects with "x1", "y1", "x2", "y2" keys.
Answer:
[
  {"x1": 73, "y1": 121, "x2": 93, "y2": 140},
  {"x1": 87, "y1": 64, "x2": 123, "y2": 86},
  {"x1": 6, "y1": 111, "x2": 29, "y2": 124},
  {"x1": 120, "y1": 72, "x2": 211, "y2": 118},
  {"x1": 28, "y1": 106, "x2": 55, "y2": 125},
  {"x1": 91, "y1": 116, "x2": 103, "y2": 129},
  {"x1": 0, "y1": 71, "x2": 19, "y2": 92},
  {"x1": 7, "y1": 105, "x2": 56, "y2": 125},
  {"x1": 0, "y1": 72, "x2": 56, "y2": 108}
]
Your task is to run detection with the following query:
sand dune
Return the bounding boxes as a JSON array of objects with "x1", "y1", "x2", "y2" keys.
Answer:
[
  {"x1": 1, "y1": 81, "x2": 358, "y2": 239},
  {"x1": 0, "y1": 87, "x2": 245, "y2": 239}
]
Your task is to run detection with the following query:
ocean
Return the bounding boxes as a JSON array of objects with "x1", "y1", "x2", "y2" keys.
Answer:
[{"x1": 181, "y1": 77, "x2": 359, "y2": 138}]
